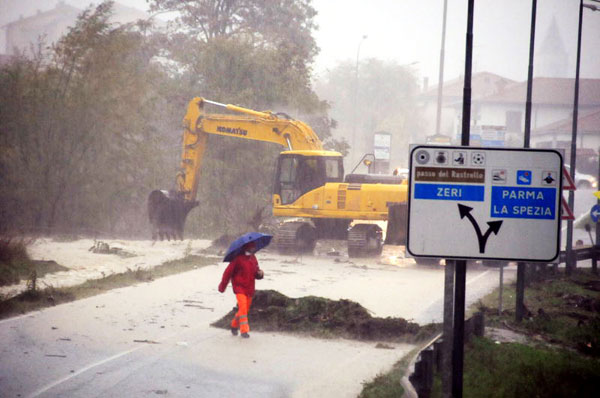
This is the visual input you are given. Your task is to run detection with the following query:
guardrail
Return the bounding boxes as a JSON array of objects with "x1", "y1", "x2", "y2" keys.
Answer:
[
  {"x1": 405, "y1": 312, "x2": 484, "y2": 398},
  {"x1": 559, "y1": 245, "x2": 599, "y2": 272}
]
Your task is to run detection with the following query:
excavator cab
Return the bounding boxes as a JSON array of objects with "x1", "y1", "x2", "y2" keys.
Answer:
[{"x1": 274, "y1": 151, "x2": 344, "y2": 205}]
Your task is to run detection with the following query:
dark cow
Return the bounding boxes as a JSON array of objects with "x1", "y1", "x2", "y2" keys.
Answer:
[{"x1": 148, "y1": 190, "x2": 198, "y2": 241}]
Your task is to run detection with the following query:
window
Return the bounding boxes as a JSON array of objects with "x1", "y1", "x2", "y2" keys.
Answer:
[
  {"x1": 324, "y1": 158, "x2": 342, "y2": 180},
  {"x1": 277, "y1": 157, "x2": 300, "y2": 204}
]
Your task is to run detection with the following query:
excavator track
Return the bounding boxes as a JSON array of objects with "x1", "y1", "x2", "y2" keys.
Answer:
[
  {"x1": 347, "y1": 224, "x2": 383, "y2": 258},
  {"x1": 274, "y1": 221, "x2": 317, "y2": 254}
]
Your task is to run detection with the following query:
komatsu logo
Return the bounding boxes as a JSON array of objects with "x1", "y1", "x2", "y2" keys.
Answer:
[{"x1": 217, "y1": 126, "x2": 248, "y2": 136}]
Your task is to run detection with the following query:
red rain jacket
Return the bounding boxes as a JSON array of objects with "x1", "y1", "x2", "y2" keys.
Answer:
[{"x1": 218, "y1": 253, "x2": 261, "y2": 296}]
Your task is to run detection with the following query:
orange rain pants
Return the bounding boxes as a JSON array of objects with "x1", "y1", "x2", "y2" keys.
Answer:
[{"x1": 231, "y1": 293, "x2": 253, "y2": 334}]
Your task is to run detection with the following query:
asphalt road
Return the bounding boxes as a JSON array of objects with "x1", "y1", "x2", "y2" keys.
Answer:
[
  {"x1": 3, "y1": 188, "x2": 595, "y2": 397},
  {"x1": 0, "y1": 245, "x2": 513, "y2": 398}
]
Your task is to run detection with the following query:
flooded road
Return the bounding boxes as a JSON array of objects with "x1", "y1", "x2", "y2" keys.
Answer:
[{"x1": 1, "y1": 238, "x2": 514, "y2": 397}]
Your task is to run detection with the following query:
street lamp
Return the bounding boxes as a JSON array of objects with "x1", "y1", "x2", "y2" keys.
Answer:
[
  {"x1": 352, "y1": 35, "x2": 367, "y2": 165},
  {"x1": 566, "y1": 0, "x2": 600, "y2": 274},
  {"x1": 355, "y1": 35, "x2": 368, "y2": 75}
]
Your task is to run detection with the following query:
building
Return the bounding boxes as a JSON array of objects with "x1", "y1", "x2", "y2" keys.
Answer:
[
  {"x1": 418, "y1": 71, "x2": 516, "y2": 142},
  {"x1": 535, "y1": 16, "x2": 569, "y2": 79},
  {"x1": 2, "y1": 1, "x2": 150, "y2": 56},
  {"x1": 534, "y1": 109, "x2": 600, "y2": 174}
]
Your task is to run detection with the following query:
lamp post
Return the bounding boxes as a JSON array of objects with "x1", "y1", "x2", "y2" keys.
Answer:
[
  {"x1": 515, "y1": 0, "x2": 538, "y2": 323},
  {"x1": 566, "y1": 0, "x2": 600, "y2": 275},
  {"x1": 352, "y1": 35, "x2": 367, "y2": 165},
  {"x1": 436, "y1": 0, "x2": 449, "y2": 137}
]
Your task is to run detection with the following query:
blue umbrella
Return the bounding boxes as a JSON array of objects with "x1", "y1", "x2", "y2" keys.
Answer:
[{"x1": 223, "y1": 232, "x2": 273, "y2": 262}]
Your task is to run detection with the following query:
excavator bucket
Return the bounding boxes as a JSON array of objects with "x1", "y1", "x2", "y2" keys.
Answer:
[
  {"x1": 148, "y1": 190, "x2": 198, "y2": 241},
  {"x1": 385, "y1": 202, "x2": 408, "y2": 245}
]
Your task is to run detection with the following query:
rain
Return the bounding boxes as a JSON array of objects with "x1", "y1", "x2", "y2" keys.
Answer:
[{"x1": 1, "y1": 1, "x2": 599, "y2": 397}]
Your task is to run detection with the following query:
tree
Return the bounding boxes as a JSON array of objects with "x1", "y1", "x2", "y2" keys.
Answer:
[
  {"x1": 0, "y1": 0, "x2": 332, "y2": 238},
  {"x1": 0, "y1": 2, "x2": 172, "y2": 235},
  {"x1": 315, "y1": 58, "x2": 424, "y2": 170},
  {"x1": 146, "y1": 0, "x2": 331, "y2": 235}
]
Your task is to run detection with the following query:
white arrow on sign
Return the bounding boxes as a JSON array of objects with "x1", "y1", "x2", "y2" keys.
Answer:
[{"x1": 592, "y1": 205, "x2": 600, "y2": 223}]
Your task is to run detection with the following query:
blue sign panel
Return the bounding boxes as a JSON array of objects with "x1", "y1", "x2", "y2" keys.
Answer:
[
  {"x1": 491, "y1": 186, "x2": 556, "y2": 219},
  {"x1": 516, "y1": 170, "x2": 532, "y2": 185},
  {"x1": 414, "y1": 183, "x2": 484, "y2": 202},
  {"x1": 591, "y1": 204, "x2": 600, "y2": 223}
]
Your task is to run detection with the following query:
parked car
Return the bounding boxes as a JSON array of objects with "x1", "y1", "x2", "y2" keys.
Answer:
[{"x1": 565, "y1": 165, "x2": 598, "y2": 189}]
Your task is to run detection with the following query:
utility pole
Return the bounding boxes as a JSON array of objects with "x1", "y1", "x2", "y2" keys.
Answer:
[
  {"x1": 452, "y1": 1, "x2": 474, "y2": 397},
  {"x1": 435, "y1": 0, "x2": 448, "y2": 137},
  {"x1": 566, "y1": 0, "x2": 586, "y2": 276},
  {"x1": 437, "y1": 1, "x2": 454, "y2": 397},
  {"x1": 516, "y1": 0, "x2": 537, "y2": 322},
  {"x1": 352, "y1": 35, "x2": 367, "y2": 167}
]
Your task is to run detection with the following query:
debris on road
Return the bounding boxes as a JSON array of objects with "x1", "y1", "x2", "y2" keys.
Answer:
[
  {"x1": 183, "y1": 304, "x2": 214, "y2": 311},
  {"x1": 212, "y1": 290, "x2": 439, "y2": 342},
  {"x1": 88, "y1": 241, "x2": 135, "y2": 257},
  {"x1": 133, "y1": 339, "x2": 160, "y2": 344}
]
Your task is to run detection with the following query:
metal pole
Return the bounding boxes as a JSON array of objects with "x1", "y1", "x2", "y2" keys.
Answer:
[
  {"x1": 452, "y1": 260, "x2": 467, "y2": 398},
  {"x1": 516, "y1": 0, "x2": 537, "y2": 323},
  {"x1": 523, "y1": 0, "x2": 536, "y2": 148},
  {"x1": 566, "y1": 0, "x2": 584, "y2": 276},
  {"x1": 595, "y1": 146, "x2": 599, "y2": 275},
  {"x1": 442, "y1": 260, "x2": 454, "y2": 398},
  {"x1": 353, "y1": 35, "x2": 367, "y2": 165},
  {"x1": 452, "y1": 1, "x2": 474, "y2": 396},
  {"x1": 435, "y1": 0, "x2": 449, "y2": 136},
  {"x1": 515, "y1": 264, "x2": 526, "y2": 321},
  {"x1": 499, "y1": 264, "x2": 504, "y2": 315},
  {"x1": 439, "y1": 3, "x2": 452, "y2": 393}
]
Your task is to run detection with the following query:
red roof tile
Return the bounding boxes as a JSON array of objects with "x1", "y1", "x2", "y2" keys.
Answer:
[{"x1": 534, "y1": 109, "x2": 600, "y2": 132}]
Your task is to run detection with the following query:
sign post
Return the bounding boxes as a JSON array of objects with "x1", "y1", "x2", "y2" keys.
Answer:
[
  {"x1": 408, "y1": 145, "x2": 562, "y2": 397},
  {"x1": 408, "y1": 147, "x2": 563, "y2": 262}
]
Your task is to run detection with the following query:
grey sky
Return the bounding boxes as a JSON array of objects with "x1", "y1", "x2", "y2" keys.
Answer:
[{"x1": 1, "y1": 0, "x2": 599, "y2": 83}]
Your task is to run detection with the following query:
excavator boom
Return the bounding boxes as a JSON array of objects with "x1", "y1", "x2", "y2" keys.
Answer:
[{"x1": 149, "y1": 97, "x2": 326, "y2": 240}]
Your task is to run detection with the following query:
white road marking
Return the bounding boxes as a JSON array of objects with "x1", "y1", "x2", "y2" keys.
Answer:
[
  {"x1": 466, "y1": 270, "x2": 491, "y2": 286},
  {"x1": 28, "y1": 345, "x2": 144, "y2": 398},
  {"x1": 27, "y1": 327, "x2": 220, "y2": 398}
]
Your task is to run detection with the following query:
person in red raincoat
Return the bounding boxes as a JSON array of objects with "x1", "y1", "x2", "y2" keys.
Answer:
[{"x1": 218, "y1": 241, "x2": 264, "y2": 338}]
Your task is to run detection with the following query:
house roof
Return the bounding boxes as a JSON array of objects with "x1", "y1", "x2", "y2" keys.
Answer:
[
  {"x1": 2, "y1": 2, "x2": 80, "y2": 28},
  {"x1": 534, "y1": 109, "x2": 600, "y2": 133},
  {"x1": 480, "y1": 77, "x2": 600, "y2": 106},
  {"x1": 2, "y1": 2, "x2": 150, "y2": 28},
  {"x1": 422, "y1": 71, "x2": 516, "y2": 99}
]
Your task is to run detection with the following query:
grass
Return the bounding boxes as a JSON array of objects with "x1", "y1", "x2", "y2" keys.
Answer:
[
  {"x1": 474, "y1": 268, "x2": 600, "y2": 357},
  {"x1": 431, "y1": 337, "x2": 600, "y2": 398},
  {"x1": 0, "y1": 237, "x2": 69, "y2": 286},
  {"x1": 0, "y1": 254, "x2": 214, "y2": 320},
  {"x1": 359, "y1": 268, "x2": 600, "y2": 397},
  {"x1": 358, "y1": 346, "x2": 422, "y2": 398}
]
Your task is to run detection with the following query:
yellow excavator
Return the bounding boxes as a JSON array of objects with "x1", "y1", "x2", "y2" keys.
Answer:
[{"x1": 148, "y1": 97, "x2": 408, "y2": 256}]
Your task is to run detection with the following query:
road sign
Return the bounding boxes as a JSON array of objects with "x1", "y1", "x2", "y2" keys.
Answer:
[
  {"x1": 407, "y1": 146, "x2": 563, "y2": 262},
  {"x1": 594, "y1": 191, "x2": 600, "y2": 200},
  {"x1": 561, "y1": 197, "x2": 575, "y2": 220},
  {"x1": 591, "y1": 204, "x2": 600, "y2": 223},
  {"x1": 562, "y1": 166, "x2": 576, "y2": 191}
]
